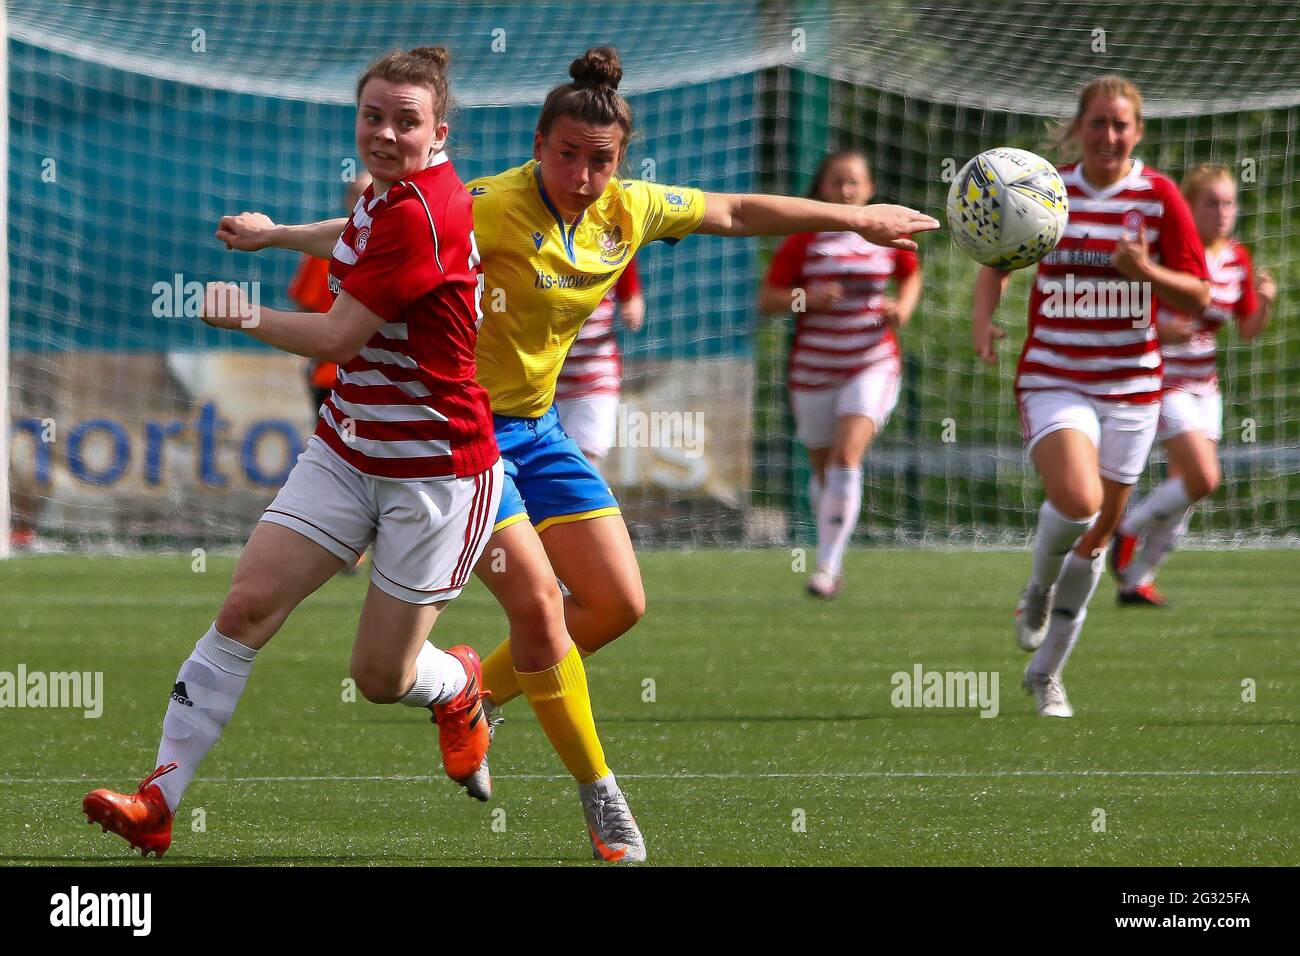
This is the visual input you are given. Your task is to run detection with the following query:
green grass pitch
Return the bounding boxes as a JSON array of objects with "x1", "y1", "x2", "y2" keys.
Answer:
[{"x1": 1, "y1": 548, "x2": 1295, "y2": 866}]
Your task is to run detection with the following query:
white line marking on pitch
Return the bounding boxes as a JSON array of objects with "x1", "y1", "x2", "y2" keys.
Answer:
[{"x1": 6, "y1": 769, "x2": 1298, "y2": 785}]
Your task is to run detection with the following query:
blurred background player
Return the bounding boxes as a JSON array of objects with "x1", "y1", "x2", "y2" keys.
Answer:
[
  {"x1": 288, "y1": 171, "x2": 374, "y2": 575},
  {"x1": 6, "y1": 452, "x2": 43, "y2": 552},
  {"x1": 759, "y1": 150, "x2": 921, "y2": 598},
  {"x1": 553, "y1": 257, "x2": 644, "y2": 465},
  {"x1": 971, "y1": 76, "x2": 1209, "y2": 717},
  {"x1": 288, "y1": 171, "x2": 374, "y2": 413},
  {"x1": 82, "y1": 48, "x2": 502, "y2": 857},
  {"x1": 1111, "y1": 164, "x2": 1275, "y2": 605}
]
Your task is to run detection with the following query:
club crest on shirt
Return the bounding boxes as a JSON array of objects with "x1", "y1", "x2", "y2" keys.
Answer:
[
  {"x1": 1122, "y1": 209, "x2": 1144, "y2": 239},
  {"x1": 355, "y1": 226, "x2": 370, "y2": 253},
  {"x1": 598, "y1": 224, "x2": 630, "y2": 265}
]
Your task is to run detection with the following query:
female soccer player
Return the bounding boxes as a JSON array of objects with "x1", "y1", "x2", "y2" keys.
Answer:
[
  {"x1": 461, "y1": 49, "x2": 932, "y2": 863},
  {"x1": 554, "y1": 258, "x2": 644, "y2": 464},
  {"x1": 759, "y1": 150, "x2": 922, "y2": 598},
  {"x1": 971, "y1": 75, "x2": 1209, "y2": 717},
  {"x1": 1111, "y1": 165, "x2": 1275, "y2": 604},
  {"x1": 82, "y1": 48, "x2": 504, "y2": 858},
  {"x1": 218, "y1": 47, "x2": 936, "y2": 862}
]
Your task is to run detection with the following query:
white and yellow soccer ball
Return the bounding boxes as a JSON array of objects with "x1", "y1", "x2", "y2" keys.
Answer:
[{"x1": 946, "y1": 147, "x2": 1069, "y2": 270}]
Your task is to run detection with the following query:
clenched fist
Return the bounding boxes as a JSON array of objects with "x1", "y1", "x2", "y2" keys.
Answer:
[
  {"x1": 215, "y1": 212, "x2": 279, "y2": 252},
  {"x1": 200, "y1": 281, "x2": 259, "y2": 329}
]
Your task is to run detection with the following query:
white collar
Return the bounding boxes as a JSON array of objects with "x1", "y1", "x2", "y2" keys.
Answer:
[
  {"x1": 368, "y1": 151, "x2": 449, "y2": 207},
  {"x1": 1072, "y1": 158, "x2": 1144, "y2": 199},
  {"x1": 1205, "y1": 241, "x2": 1233, "y2": 270}
]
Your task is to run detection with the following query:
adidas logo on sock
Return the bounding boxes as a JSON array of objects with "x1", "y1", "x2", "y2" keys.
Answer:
[{"x1": 170, "y1": 681, "x2": 193, "y2": 707}]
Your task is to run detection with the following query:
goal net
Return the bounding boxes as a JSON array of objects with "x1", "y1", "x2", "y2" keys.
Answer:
[{"x1": 4, "y1": 0, "x2": 1297, "y2": 554}]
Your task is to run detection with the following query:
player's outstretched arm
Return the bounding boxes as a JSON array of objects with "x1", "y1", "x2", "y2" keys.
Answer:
[
  {"x1": 215, "y1": 212, "x2": 349, "y2": 259},
  {"x1": 971, "y1": 265, "x2": 1011, "y2": 365},
  {"x1": 199, "y1": 283, "x2": 385, "y2": 363},
  {"x1": 697, "y1": 192, "x2": 938, "y2": 250}
]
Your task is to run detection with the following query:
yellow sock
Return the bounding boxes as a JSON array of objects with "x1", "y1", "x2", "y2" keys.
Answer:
[
  {"x1": 481, "y1": 636, "x2": 593, "y2": 707},
  {"x1": 516, "y1": 645, "x2": 610, "y2": 785},
  {"x1": 480, "y1": 638, "x2": 521, "y2": 706}
]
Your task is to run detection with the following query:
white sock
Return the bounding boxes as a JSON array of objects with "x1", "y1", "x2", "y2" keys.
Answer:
[
  {"x1": 1127, "y1": 505, "x2": 1193, "y2": 587},
  {"x1": 154, "y1": 625, "x2": 257, "y2": 812},
  {"x1": 808, "y1": 473, "x2": 824, "y2": 515},
  {"x1": 815, "y1": 467, "x2": 862, "y2": 577},
  {"x1": 398, "y1": 641, "x2": 468, "y2": 708},
  {"x1": 1119, "y1": 477, "x2": 1193, "y2": 538},
  {"x1": 1029, "y1": 500, "x2": 1097, "y2": 591},
  {"x1": 1030, "y1": 550, "x2": 1104, "y2": 680}
]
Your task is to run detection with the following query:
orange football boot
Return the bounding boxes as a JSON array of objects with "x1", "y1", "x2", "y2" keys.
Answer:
[
  {"x1": 430, "y1": 646, "x2": 491, "y2": 793},
  {"x1": 1110, "y1": 530, "x2": 1139, "y2": 584},
  {"x1": 83, "y1": 763, "x2": 177, "y2": 858},
  {"x1": 1118, "y1": 581, "x2": 1168, "y2": 607}
]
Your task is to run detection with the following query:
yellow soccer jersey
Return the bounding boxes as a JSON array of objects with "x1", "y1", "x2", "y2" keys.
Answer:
[{"x1": 468, "y1": 160, "x2": 705, "y2": 418}]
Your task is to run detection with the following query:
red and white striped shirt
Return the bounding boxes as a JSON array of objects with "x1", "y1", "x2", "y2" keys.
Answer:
[
  {"x1": 1162, "y1": 239, "x2": 1258, "y2": 395},
  {"x1": 554, "y1": 260, "x2": 641, "y2": 401},
  {"x1": 767, "y1": 231, "x2": 919, "y2": 391},
  {"x1": 317, "y1": 152, "x2": 498, "y2": 480},
  {"x1": 1016, "y1": 160, "x2": 1209, "y2": 404}
]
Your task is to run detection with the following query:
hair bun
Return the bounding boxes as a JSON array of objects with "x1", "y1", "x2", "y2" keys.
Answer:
[
  {"x1": 409, "y1": 46, "x2": 450, "y2": 70},
  {"x1": 569, "y1": 46, "x2": 622, "y2": 91}
]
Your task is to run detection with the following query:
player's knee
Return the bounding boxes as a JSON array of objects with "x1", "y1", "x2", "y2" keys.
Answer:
[
  {"x1": 826, "y1": 448, "x2": 860, "y2": 469},
  {"x1": 1052, "y1": 491, "x2": 1101, "y2": 522},
  {"x1": 350, "y1": 662, "x2": 405, "y2": 704},
  {"x1": 507, "y1": 582, "x2": 568, "y2": 642},
  {"x1": 1184, "y1": 467, "x2": 1219, "y2": 501},
  {"x1": 216, "y1": 584, "x2": 280, "y2": 639},
  {"x1": 585, "y1": 584, "x2": 645, "y2": 639},
  {"x1": 614, "y1": 587, "x2": 647, "y2": 634}
]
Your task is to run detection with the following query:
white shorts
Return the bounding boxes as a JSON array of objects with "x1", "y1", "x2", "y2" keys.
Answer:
[
  {"x1": 1158, "y1": 386, "x2": 1222, "y2": 443},
  {"x1": 1018, "y1": 388, "x2": 1160, "y2": 485},
  {"x1": 261, "y1": 437, "x2": 502, "y2": 605},
  {"x1": 791, "y1": 360, "x2": 901, "y2": 449},
  {"x1": 554, "y1": 393, "x2": 619, "y2": 459}
]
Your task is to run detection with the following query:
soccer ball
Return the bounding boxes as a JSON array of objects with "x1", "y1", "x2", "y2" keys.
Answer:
[{"x1": 946, "y1": 147, "x2": 1069, "y2": 270}]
